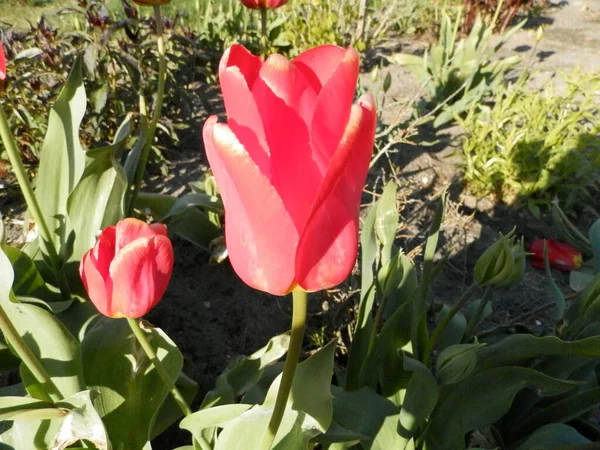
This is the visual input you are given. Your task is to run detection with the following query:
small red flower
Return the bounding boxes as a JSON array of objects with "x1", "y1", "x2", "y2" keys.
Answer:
[
  {"x1": 529, "y1": 238, "x2": 582, "y2": 271},
  {"x1": 80, "y1": 218, "x2": 174, "y2": 318}
]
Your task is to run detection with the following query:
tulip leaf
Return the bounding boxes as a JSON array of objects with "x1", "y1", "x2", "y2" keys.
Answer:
[
  {"x1": 422, "y1": 367, "x2": 580, "y2": 449},
  {"x1": 213, "y1": 340, "x2": 336, "y2": 449},
  {"x1": 80, "y1": 317, "x2": 183, "y2": 450},
  {"x1": 67, "y1": 114, "x2": 132, "y2": 261},
  {"x1": 135, "y1": 192, "x2": 221, "y2": 250},
  {"x1": 1, "y1": 245, "x2": 60, "y2": 302},
  {"x1": 201, "y1": 332, "x2": 290, "y2": 408},
  {"x1": 330, "y1": 386, "x2": 403, "y2": 450},
  {"x1": 510, "y1": 386, "x2": 600, "y2": 442},
  {"x1": 433, "y1": 304, "x2": 466, "y2": 351},
  {"x1": 0, "y1": 416, "x2": 63, "y2": 449},
  {"x1": 124, "y1": 114, "x2": 148, "y2": 186},
  {"x1": 0, "y1": 397, "x2": 65, "y2": 421},
  {"x1": 589, "y1": 218, "x2": 600, "y2": 274},
  {"x1": 51, "y1": 390, "x2": 110, "y2": 450},
  {"x1": 152, "y1": 371, "x2": 198, "y2": 440},
  {"x1": 180, "y1": 404, "x2": 253, "y2": 443},
  {"x1": 398, "y1": 356, "x2": 438, "y2": 444},
  {"x1": 474, "y1": 334, "x2": 600, "y2": 372},
  {"x1": 33, "y1": 56, "x2": 86, "y2": 263},
  {"x1": 382, "y1": 252, "x2": 418, "y2": 320},
  {"x1": 514, "y1": 424, "x2": 591, "y2": 449},
  {"x1": 346, "y1": 204, "x2": 379, "y2": 391},
  {"x1": 0, "y1": 248, "x2": 85, "y2": 400}
]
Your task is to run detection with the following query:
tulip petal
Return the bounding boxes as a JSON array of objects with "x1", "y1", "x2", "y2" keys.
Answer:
[
  {"x1": 293, "y1": 45, "x2": 348, "y2": 92},
  {"x1": 251, "y1": 55, "x2": 321, "y2": 230},
  {"x1": 219, "y1": 45, "x2": 271, "y2": 174},
  {"x1": 115, "y1": 218, "x2": 161, "y2": 253},
  {"x1": 309, "y1": 47, "x2": 360, "y2": 173},
  {"x1": 204, "y1": 117, "x2": 298, "y2": 295},
  {"x1": 81, "y1": 251, "x2": 114, "y2": 317},
  {"x1": 296, "y1": 95, "x2": 376, "y2": 291},
  {"x1": 149, "y1": 222, "x2": 168, "y2": 236},
  {"x1": 110, "y1": 235, "x2": 174, "y2": 318}
]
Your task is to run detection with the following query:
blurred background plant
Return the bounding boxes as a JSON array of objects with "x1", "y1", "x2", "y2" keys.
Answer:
[{"x1": 457, "y1": 69, "x2": 600, "y2": 216}]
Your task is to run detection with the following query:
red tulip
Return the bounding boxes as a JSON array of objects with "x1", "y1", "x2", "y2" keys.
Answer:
[
  {"x1": 239, "y1": 0, "x2": 288, "y2": 9},
  {"x1": 80, "y1": 218, "x2": 174, "y2": 318},
  {"x1": 204, "y1": 45, "x2": 376, "y2": 295},
  {"x1": 529, "y1": 238, "x2": 582, "y2": 271},
  {"x1": 0, "y1": 42, "x2": 6, "y2": 81}
]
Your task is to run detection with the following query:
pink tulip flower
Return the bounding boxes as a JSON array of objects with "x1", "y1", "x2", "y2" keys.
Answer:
[
  {"x1": 203, "y1": 45, "x2": 376, "y2": 295},
  {"x1": 239, "y1": 0, "x2": 288, "y2": 9},
  {"x1": 80, "y1": 218, "x2": 174, "y2": 318},
  {"x1": 0, "y1": 42, "x2": 6, "y2": 81}
]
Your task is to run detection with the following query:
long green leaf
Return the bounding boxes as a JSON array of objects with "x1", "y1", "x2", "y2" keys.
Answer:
[
  {"x1": 67, "y1": 115, "x2": 132, "y2": 261},
  {"x1": 34, "y1": 57, "x2": 86, "y2": 262},
  {"x1": 423, "y1": 367, "x2": 580, "y2": 449}
]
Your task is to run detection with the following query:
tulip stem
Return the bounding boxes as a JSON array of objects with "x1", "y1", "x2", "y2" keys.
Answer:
[
  {"x1": 128, "y1": 4, "x2": 167, "y2": 215},
  {"x1": 0, "y1": 105, "x2": 71, "y2": 300},
  {"x1": 127, "y1": 318, "x2": 193, "y2": 417},
  {"x1": 463, "y1": 287, "x2": 492, "y2": 342},
  {"x1": 260, "y1": 289, "x2": 307, "y2": 450},
  {"x1": 260, "y1": 8, "x2": 268, "y2": 58},
  {"x1": 424, "y1": 282, "x2": 477, "y2": 366},
  {"x1": 0, "y1": 301, "x2": 62, "y2": 402}
]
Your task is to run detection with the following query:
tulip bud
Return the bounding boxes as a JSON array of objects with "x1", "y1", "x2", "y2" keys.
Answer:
[
  {"x1": 132, "y1": 0, "x2": 171, "y2": 5},
  {"x1": 474, "y1": 231, "x2": 526, "y2": 288},
  {"x1": 0, "y1": 42, "x2": 6, "y2": 83},
  {"x1": 529, "y1": 238, "x2": 582, "y2": 272},
  {"x1": 239, "y1": 0, "x2": 288, "y2": 9},
  {"x1": 79, "y1": 218, "x2": 174, "y2": 318},
  {"x1": 436, "y1": 342, "x2": 484, "y2": 385}
]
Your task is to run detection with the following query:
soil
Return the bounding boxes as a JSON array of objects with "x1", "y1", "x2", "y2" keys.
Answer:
[{"x1": 1, "y1": 0, "x2": 600, "y2": 448}]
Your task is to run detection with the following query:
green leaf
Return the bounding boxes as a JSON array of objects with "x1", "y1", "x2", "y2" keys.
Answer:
[
  {"x1": 475, "y1": 334, "x2": 600, "y2": 372},
  {"x1": 330, "y1": 386, "x2": 403, "y2": 450},
  {"x1": 434, "y1": 305, "x2": 466, "y2": 351},
  {"x1": 0, "y1": 397, "x2": 65, "y2": 421},
  {"x1": 52, "y1": 390, "x2": 110, "y2": 450},
  {"x1": 511, "y1": 386, "x2": 600, "y2": 442},
  {"x1": 423, "y1": 367, "x2": 580, "y2": 449},
  {"x1": 67, "y1": 115, "x2": 132, "y2": 261},
  {"x1": 33, "y1": 56, "x2": 86, "y2": 263},
  {"x1": 152, "y1": 371, "x2": 198, "y2": 439},
  {"x1": 398, "y1": 356, "x2": 438, "y2": 443},
  {"x1": 80, "y1": 318, "x2": 182, "y2": 450},
  {"x1": 214, "y1": 341, "x2": 336, "y2": 449},
  {"x1": 201, "y1": 333, "x2": 289, "y2": 408},
  {"x1": 124, "y1": 115, "x2": 148, "y2": 185},
  {"x1": 589, "y1": 218, "x2": 600, "y2": 274},
  {"x1": 180, "y1": 404, "x2": 252, "y2": 444},
  {"x1": 382, "y1": 252, "x2": 418, "y2": 319},
  {"x1": 514, "y1": 424, "x2": 591, "y2": 449},
  {"x1": 1, "y1": 245, "x2": 60, "y2": 302}
]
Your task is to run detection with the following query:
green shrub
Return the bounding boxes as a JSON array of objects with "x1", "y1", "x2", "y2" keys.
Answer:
[{"x1": 458, "y1": 70, "x2": 600, "y2": 215}]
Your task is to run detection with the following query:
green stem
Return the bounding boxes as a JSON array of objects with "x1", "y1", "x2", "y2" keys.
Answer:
[
  {"x1": 0, "y1": 302, "x2": 62, "y2": 402},
  {"x1": 260, "y1": 290, "x2": 308, "y2": 450},
  {"x1": 424, "y1": 282, "x2": 477, "y2": 365},
  {"x1": 127, "y1": 318, "x2": 192, "y2": 416},
  {"x1": 260, "y1": 8, "x2": 268, "y2": 58},
  {"x1": 0, "y1": 106, "x2": 71, "y2": 300},
  {"x1": 128, "y1": 4, "x2": 167, "y2": 215},
  {"x1": 463, "y1": 287, "x2": 492, "y2": 342}
]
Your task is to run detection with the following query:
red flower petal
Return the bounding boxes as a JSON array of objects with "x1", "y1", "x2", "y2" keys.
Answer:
[
  {"x1": 296, "y1": 95, "x2": 377, "y2": 290},
  {"x1": 251, "y1": 55, "x2": 322, "y2": 230},
  {"x1": 293, "y1": 45, "x2": 348, "y2": 92},
  {"x1": 0, "y1": 43, "x2": 5, "y2": 81},
  {"x1": 218, "y1": 45, "x2": 270, "y2": 173},
  {"x1": 109, "y1": 235, "x2": 173, "y2": 318},
  {"x1": 81, "y1": 250, "x2": 114, "y2": 317},
  {"x1": 114, "y1": 218, "x2": 160, "y2": 253},
  {"x1": 308, "y1": 47, "x2": 360, "y2": 172},
  {"x1": 204, "y1": 117, "x2": 298, "y2": 295}
]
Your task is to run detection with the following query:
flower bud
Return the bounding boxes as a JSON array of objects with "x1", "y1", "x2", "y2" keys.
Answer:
[
  {"x1": 240, "y1": 0, "x2": 288, "y2": 9},
  {"x1": 529, "y1": 238, "x2": 582, "y2": 272},
  {"x1": 0, "y1": 42, "x2": 6, "y2": 82},
  {"x1": 436, "y1": 342, "x2": 484, "y2": 385},
  {"x1": 79, "y1": 218, "x2": 174, "y2": 318},
  {"x1": 474, "y1": 231, "x2": 526, "y2": 288},
  {"x1": 132, "y1": 0, "x2": 171, "y2": 5}
]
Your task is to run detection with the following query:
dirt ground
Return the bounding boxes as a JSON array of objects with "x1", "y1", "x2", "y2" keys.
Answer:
[{"x1": 1, "y1": 0, "x2": 600, "y2": 447}]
